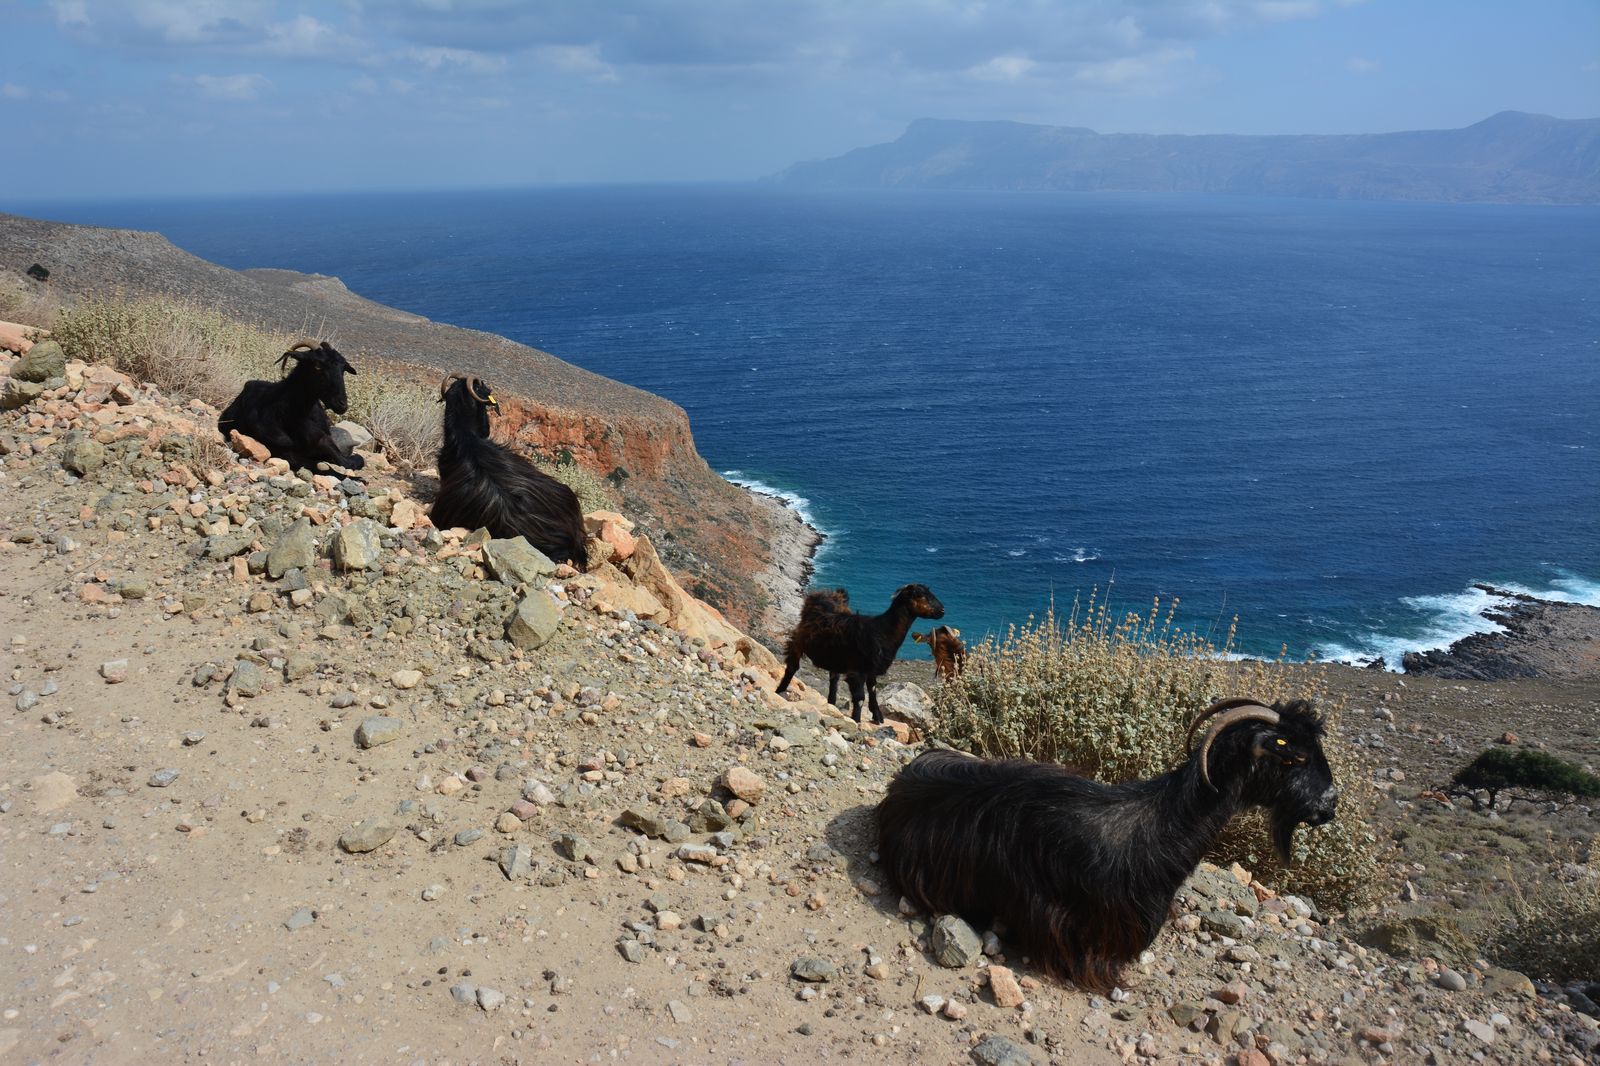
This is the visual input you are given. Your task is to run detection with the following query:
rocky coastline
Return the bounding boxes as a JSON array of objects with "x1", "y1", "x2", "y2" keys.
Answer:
[
  {"x1": 737, "y1": 482, "x2": 824, "y2": 641},
  {"x1": 1401, "y1": 584, "x2": 1600, "y2": 681}
]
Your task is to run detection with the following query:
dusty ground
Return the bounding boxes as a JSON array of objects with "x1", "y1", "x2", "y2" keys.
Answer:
[{"x1": 3, "y1": 352, "x2": 1600, "y2": 1066}]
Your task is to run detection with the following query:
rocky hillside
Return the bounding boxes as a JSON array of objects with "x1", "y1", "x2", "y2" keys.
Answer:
[
  {"x1": 0, "y1": 212, "x2": 816, "y2": 639},
  {"x1": 772, "y1": 112, "x2": 1600, "y2": 204},
  {"x1": 4, "y1": 333, "x2": 1599, "y2": 1064}
]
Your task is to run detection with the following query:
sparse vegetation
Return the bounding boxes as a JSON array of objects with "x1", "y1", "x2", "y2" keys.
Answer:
[
  {"x1": 930, "y1": 590, "x2": 1380, "y2": 908},
  {"x1": 1449, "y1": 747, "x2": 1600, "y2": 810},
  {"x1": 540, "y1": 456, "x2": 617, "y2": 515},
  {"x1": 1487, "y1": 857, "x2": 1600, "y2": 982},
  {"x1": 52, "y1": 295, "x2": 439, "y2": 470}
]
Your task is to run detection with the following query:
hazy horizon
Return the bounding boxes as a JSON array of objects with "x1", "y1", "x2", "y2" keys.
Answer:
[{"x1": 2, "y1": 0, "x2": 1598, "y2": 201}]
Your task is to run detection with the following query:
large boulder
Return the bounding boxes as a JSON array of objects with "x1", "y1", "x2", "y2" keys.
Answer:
[
  {"x1": 0, "y1": 378, "x2": 44, "y2": 409},
  {"x1": 483, "y1": 537, "x2": 558, "y2": 586},
  {"x1": 877, "y1": 681, "x2": 936, "y2": 737},
  {"x1": 331, "y1": 518, "x2": 383, "y2": 571},
  {"x1": 332, "y1": 420, "x2": 374, "y2": 453},
  {"x1": 266, "y1": 518, "x2": 320, "y2": 579},
  {"x1": 0, "y1": 321, "x2": 43, "y2": 355},
  {"x1": 506, "y1": 591, "x2": 562, "y2": 650},
  {"x1": 9, "y1": 339, "x2": 65, "y2": 383}
]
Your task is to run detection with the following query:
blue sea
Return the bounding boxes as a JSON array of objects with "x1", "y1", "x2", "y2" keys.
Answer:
[{"x1": 17, "y1": 186, "x2": 1600, "y2": 664}]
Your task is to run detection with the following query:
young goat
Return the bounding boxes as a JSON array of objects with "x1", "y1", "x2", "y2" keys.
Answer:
[
  {"x1": 912, "y1": 625, "x2": 966, "y2": 682},
  {"x1": 218, "y1": 341, "x2": 363, "y2": 472},
  {"x1": 430, "y1": 375, "x2": 587, "y2": 570},
  {"x1": 775, "y1": 584, "x2": 945, "y2": 723},
  {"x1": 876, "y1": 698, "x2": 1339, "y2": 990}
]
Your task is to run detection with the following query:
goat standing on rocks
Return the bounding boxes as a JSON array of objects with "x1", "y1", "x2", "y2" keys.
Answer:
[
  {"x1": 912, "y1": 624, "x2": 966, "y2": 682},
  {"x1": 218, "y1": 341, "x2": 364, "y2": 472},
  {"x1": 776, "y1": 584, "x2": 945, "y2": 723},
  {"x1": 431, "y1": 374, "x2": 587, "y2": 570},
  {"x1": 876, "y1": 698, "x2": 1339, "y2": 990}
]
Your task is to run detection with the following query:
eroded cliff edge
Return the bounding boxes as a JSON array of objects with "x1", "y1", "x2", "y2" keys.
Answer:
[{"x1": 0, "y1": 212, "x2": 816, "y2": 638}]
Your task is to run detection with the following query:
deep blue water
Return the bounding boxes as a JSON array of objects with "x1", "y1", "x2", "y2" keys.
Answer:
[{"x1": 15, "y1": 186, "x2": 1600, "y2": 663}]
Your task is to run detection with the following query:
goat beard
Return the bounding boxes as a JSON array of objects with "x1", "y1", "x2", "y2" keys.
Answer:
[{"x1": 1270, "y1": 810, "x2": 1301, "y2": 865}]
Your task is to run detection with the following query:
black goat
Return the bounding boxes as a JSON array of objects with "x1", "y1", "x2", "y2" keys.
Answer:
[
  {"x1": 775, "y1": 584, "x2": 945, "y2": 722},
  {"x1": 876, "y1": 699, "x2": 1339, "y2": 991},
  {"x1": 217, "y1": 340, "x2": 363, "y2": 472},
  {"x1": 430, "y1": 374, "x2": 587, "y2": 570}
]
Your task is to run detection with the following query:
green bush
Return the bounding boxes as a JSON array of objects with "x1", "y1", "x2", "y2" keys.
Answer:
[
  {"x1": 1450, "y1": 747, "x2": 1600, "y2": 809},
  {"x1": 931, "y1": 592, "x2": 1380, "y2": 909},
  {"x1": 539, "y1": 457, "x2": 617, "y2": 515}
]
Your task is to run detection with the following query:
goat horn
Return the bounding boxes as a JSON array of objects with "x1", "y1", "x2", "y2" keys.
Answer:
[
  {"x1": 438, "y1": 374, "x2": 462, "y2": 402},
  {"x1": 286, "y1": 340, "x2": 319, "y2": 353},
  {"x1": 1187, "y1": 699, "x2": 1281, "y2": 791}
]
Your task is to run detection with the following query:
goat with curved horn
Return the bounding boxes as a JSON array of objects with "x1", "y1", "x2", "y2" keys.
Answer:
[{"x1": 877, "y1": 697, "x2": 1339, "y2": 990}]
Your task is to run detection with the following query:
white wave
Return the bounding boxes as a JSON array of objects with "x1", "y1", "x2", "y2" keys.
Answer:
[
  {"x1": 721, "y1": 469, "x2": 822, "y2": 532},
  {"x1": 1052, "y1": 547, "x2": 1102, "y2": 564},
  {"x1": 1007, "y1": 549, "x2": 1027, "y2": 558},
  {"x1": 925, "y1": 547, "x2": 939, "y2": 553},
  {"x1": 1309, "y1": 572, "x2": 1600, "y2": 671}
]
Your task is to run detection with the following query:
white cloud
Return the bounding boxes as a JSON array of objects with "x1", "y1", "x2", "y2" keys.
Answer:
[
  {"x1": 1074, "y1": 47, "x2": 1196, "y2": 89},
  {"x1": 1346, "y1": 56, "x2": 1380, "y2": 74},
  {"x1": 1, "y1": 83, "x2": 31, "y2": 100},
  {"x1": 400, "y1": 45, "x2": 506, "y2": 74},
  {"x1": 966, "y1": 55, "x2": 1037, "y2": 84},
  {"x1": 534, "y1": 44, "x2": 618, "y2": 84},
  {"x1": 177, "y1": 72, "x2": 271, "y2": 100}
]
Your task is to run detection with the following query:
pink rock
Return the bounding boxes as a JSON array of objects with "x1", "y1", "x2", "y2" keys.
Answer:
[
  {"x1": 229, "y1": 430, "x2": 272, "y2": 464},
  {"x1": 987, "y1": 965, "x2": 1025, "y2": 1009}
]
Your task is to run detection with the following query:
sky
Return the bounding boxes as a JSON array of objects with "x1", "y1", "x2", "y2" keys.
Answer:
[{"x1": 1, "y1": 0, "x2": 1597, "y2": 200}]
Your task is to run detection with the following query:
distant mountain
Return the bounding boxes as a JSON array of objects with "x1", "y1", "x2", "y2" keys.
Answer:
[{"x1": 771, "y1": 112, "x2": 1600, "y2": 204}]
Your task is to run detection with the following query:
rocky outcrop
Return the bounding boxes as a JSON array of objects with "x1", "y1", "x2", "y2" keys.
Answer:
[
  {"x1": 0, "y1": 212, "x2": 810, "y2": 638},
  {"x1": 1401, "y1": 585, "x2": 1600, "y2": 680}
]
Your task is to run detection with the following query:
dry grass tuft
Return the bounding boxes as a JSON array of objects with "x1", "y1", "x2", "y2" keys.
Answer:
[
  {"x1": 931, "y1": 590, "x2": 1380, "y2": 909},
  {"x1": 1487, "y1": 857, "x2": 1600, "y2": 981}
]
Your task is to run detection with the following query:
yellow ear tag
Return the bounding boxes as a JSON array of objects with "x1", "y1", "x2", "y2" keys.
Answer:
[
  {"x1": 1275, "y1": 738, "x2": 1287, "y2": 746},
  {"x1": 487, "y1": 394, "x2": 496, "y2": 404}
]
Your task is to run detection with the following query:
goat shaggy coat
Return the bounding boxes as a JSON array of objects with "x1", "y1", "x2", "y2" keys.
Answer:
[
  {"x1": 876, "y1": 699, "x2": 1338, "y2": 990},
  {"x1": 430, "y1": 376, "x2": 587, "y2": 570},
  {"x1": 776, "y1": 584, "x2": 944, "y2": 722},
  {"x1": 218, "y1": 341, "x2": 363, "y2": 472}
]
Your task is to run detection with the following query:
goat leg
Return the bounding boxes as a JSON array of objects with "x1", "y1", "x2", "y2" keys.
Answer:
[
  {"x1": 827, "y1": 672, "x2": 841, "y2": 708},
  {"x1": 867, "y1": 677, "x2": 885, "y2": 724},
  {"x1": 847, "y1": 675, "x2": 867, "y2": 723},
  {"x1": 775, "y1": 658, "x2": 799, "y2": 695}
]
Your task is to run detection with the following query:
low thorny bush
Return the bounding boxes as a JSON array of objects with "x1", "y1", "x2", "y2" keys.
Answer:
[
  {"x1": 930, "y1": 590, "x2": 1381, "y2": 910},
  {"x1": 1486, "y1": 855, "x2": 1600, "y2": 983}
]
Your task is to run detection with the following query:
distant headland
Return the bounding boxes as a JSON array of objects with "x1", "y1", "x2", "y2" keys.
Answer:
[{"x1": 770, "y1": 111, "x2": 1600, "y2": 204}]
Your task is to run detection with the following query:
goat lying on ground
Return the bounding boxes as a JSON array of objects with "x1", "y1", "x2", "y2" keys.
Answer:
[
  {"x1": 775, "y1": 584, "x2": 945, "y2": 722},
  {"x1": 912, "y1": 624, "x2": 966, "y2": 681},
  {"x1": 430, "y1": 375, "x2": 587, "y2": 570},
  {"x1": 218, "y1": 341, "x2": 363, "y2": 472},
  {"x1": 876, "y1": 698, "x2": 1339, "y2": 990}
]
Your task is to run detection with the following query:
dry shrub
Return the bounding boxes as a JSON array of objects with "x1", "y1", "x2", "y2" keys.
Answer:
[
  {"x1": 1487, "y1": 857, "x2": 1600, "y2": 981},
  {"x1": 539, "y1": 457, "x2": 617, "y2": 515},
  {"x1": 931, "y1": 590, "x2": 1380, "y2": 909},
  {"x1": 52, "y1": 295, "x2": 286, "y2": 406},
  {"x1": 0, "y1": 271, "x2": 61, "y2": 329},
  {"x1": 347, "y1": 376, "x2": 440, "y2": 470}
]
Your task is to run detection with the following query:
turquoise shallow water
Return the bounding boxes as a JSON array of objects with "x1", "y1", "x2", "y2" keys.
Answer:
[{"x1": 20, "y1": 186, "x2": 1600, "y2": 663}]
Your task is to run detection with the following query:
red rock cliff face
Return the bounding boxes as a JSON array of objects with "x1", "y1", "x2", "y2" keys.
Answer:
[{"x1": 494, "y1": 396, "x2": 684, "y2": 481}]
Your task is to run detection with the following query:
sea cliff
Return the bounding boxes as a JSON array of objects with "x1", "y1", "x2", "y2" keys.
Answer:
[{"x1": 0, "y1": 211, "x2": 817, "y2": 639}]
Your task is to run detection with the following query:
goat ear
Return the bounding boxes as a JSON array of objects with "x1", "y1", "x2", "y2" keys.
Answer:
[{"x1": 912, "y1": 632, "x2": 928, "y2": 644}]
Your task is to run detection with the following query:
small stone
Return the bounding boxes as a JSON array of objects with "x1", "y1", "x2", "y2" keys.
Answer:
[
  {"x1": 421, "y1": 884, "x2": 443, "y2": 902},
  {"x1": 666, "y1": 999, "x2": 691, "y2": 1024},
  {"x1": 355, "y1": 716, "x2": 404, "y2": 748},
  {"x1": 1200, "y1": 910, "x2": 1248, "y2": 939},
  {"x1": 147, "y1": 768, "x2": 179, "y2": 788},
  {"x1": 449, "y1": 982, "x2": 477, "y2": 1005},
  {"x1": 284, "y1": 908, "x2": 316, "y2": 931},
  {"x1": 971, "y1": 1033, "x2": 1037, "y2": 1066},
  {"x1": 182, "y1": 730, "x2": 206, "y2": 746},
  {"x1": 619, "y1": 939, "x2": 644, "y2": 963},
  {"x1": 1437, "y1": 967, "x2": 1468, "y2": 992},
  {"x1": 476, "y1": 986, "x2": 505, "y2": 1012},
  {"x1": 722, "y1": 766, "x2": 765, "y2": 804},
  {"x1": 557, "y1": 832, "x2": 590, "y2": 861},
  {"x1": 99, "y1": 659, "x2": 129, "y2": 684},
  {"x1": 1461, "y1": 1018, "x2": 1495, "y2": 1044},
  {"x1": 227, "y1": 660, "x2": 264, "y2": 698},
  {"x1": 499, "y1": 843, "x2": 535, "y2": 880},
  {"x1": 791, "y1": 956, "x2": 837, "y2": 983},
  {"x1": 930, "y1": 914, "x2": 983, "y2": 968},
  {"x1": 330, "y1": 518, "x2": 383, "y2": 571},
  {"x1": 495, "y1": 812, "x2": 522, "y2": 834},
  {"x1": 455, "y1": 827, "x2": 485, "y2": 846},
  {"x1": 988, "y1": 964, "x2": 1025, "y2": 1008},
  {"x1": 339, "y1": 817, "x2": 400, "y2": 853},
  {"x1": 391, "y1": 669, "x2": 423, "y2": 690},
  {"x1": 506, "y1": 592, "x2": 561, "y2": 650},
  {"x1": 942, "y1": 1000, "x2": 968, "y2": 1021}
]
